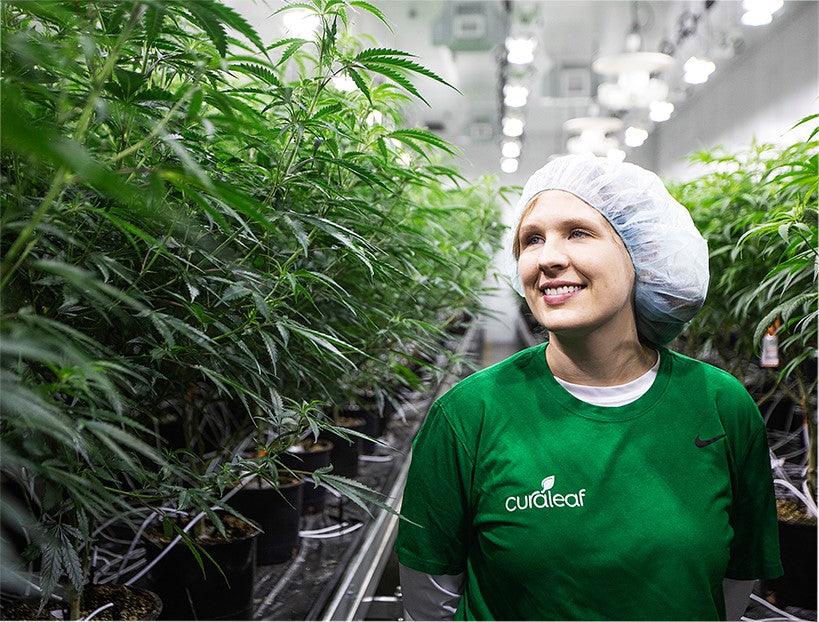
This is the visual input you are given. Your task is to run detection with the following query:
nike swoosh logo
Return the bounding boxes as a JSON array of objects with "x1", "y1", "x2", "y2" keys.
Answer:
[{"x1": 695, "y1": 434, "x2": 726, "y2": 448}]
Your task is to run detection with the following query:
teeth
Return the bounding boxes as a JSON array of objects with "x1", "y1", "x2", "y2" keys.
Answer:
[{"x1": 542, "y1": 285, "x2": 582, "y2": 295}]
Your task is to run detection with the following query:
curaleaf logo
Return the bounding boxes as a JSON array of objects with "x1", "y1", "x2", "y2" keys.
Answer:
[{"x1": 504, "y1": 475, "x2": 587, "y2": 512}]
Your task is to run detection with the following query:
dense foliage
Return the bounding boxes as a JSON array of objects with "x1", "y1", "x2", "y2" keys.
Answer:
[
  {"x1": 670, "y1": 121, "x2": 816, "y2": 392},
  {"x1": 670, "y1": 117, "x2": 817, "y2": 499},
  {"x1": 0, "y1": 0, "x2": 505, "y2": 613}
]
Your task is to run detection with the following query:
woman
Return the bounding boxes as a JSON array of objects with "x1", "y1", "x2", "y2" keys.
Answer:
[{"x1": 395, "y1": 155, "x2": 783, "y2": 621}]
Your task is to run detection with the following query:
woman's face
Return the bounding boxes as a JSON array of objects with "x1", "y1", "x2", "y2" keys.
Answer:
[{"x1": 516, "y1": 190, "x2": 637, "y2": 341}]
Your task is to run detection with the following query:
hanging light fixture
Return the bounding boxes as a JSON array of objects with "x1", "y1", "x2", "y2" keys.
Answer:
[
  {"x1": 505, "y1": 36, "x2": 537, "y2": 65},
  {"x1": 624, "y1": 1, "x2": 643, "y2": 53},
  {"x1": 502, "y1": 140, "x2": 522, "y2": 158},
  {"x1": 502, "y1": 116, "x2": 525, "y2": 137},
  {"x1": 683, "y1": 56, "x2": 716, "y2": 84},
  {"x1": 503, "y1": 84, "x2": 529, "y2": 108},
  {"x1": 564, "y1": 117, "x2": 623, "y2": 156},
  {"x1": 741, "y1": 0, "x2": 783, "y2": 25},
  {"x1": 501, "y1": 157, "x2": 519, "y2": 173},
  {"x1": 649, "y1": 100, "x2": 675, "y2": 122},
  {"x1": 593, "y1": 52, "x2": 673, "y2": 110},
  {"x1": 624, "y1": 126, "x2": 649, "y2": 147}
]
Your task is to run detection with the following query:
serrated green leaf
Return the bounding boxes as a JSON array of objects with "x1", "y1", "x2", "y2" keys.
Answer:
[
  {"x1": 356, "y1": 61, "x2": 427, "y2": 106},
  {"x1": 354, "y1": 48, "x2": 416, "y2": 62},
  {"x1": 346, "y1": 67, "x2": 371, "y2": 104},
  {"x1": 184, "y1": 3, "x2": 227, "y2": 56},
  {"x1": 144, "y1": 3, "x2": 167, "y2": 48},
  {"x1": 275, "y1": 39, "x2": 309, "y2": 68}
]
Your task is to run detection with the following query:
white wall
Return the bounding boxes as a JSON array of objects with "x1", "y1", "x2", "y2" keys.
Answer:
[{"x1": 648, "y1": 1, "x2": 818, "y2": 181}]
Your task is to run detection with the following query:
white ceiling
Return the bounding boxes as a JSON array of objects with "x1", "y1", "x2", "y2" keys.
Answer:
[{"x1": 229, "y1": 1, "x2": 802, "y2": 179}]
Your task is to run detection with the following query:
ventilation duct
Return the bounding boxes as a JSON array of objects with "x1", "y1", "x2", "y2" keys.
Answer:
[{"x1": 433, "y1": 2, "x2": 507, "y2": 52}]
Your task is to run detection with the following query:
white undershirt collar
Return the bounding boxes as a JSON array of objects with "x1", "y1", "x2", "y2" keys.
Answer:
[{"x1": 553, "y1": 352, "x2": 660, "y2": 407}]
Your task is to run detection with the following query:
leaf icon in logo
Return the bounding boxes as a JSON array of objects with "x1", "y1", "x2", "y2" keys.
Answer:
[{"x1": 541, "y1": 476, "x2": 555, "y2": 492}]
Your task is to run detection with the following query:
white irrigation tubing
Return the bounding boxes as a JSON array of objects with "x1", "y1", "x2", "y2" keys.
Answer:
[
  {"x1": 770, "y1": 428, "x2": 804, "y2": 451},
  {"x1": 359, "y1": 454, "x2": 394, "y2": 463},
  {"x1": 299, "y1": 521, "x2": 350, "y2": 536},
  {"x1": 115, "y1": 507, "x2": 187, "y2": 580},
  {"x1": 99, "y1": 558, "x2": 146, "y2": 585},
  {"x1": 749, "y1": 593, "x2": 805, "y2": 621},
  {"x1": 802, "y1": 480, "x2": 818, "y2": 516},
  {"x1": 777, "y1": 446, "x2": 809, "y2": 461},
  {"x1": 80, "y1": 602, "x2": 114, "y2": 621},
  {"x1": 773, "y1": 478, "x2": 818, "y2": 517},
  {"x1": 95, "y1": 550, "x2": 140, "y2": 578},
  {"x1": 299, "y1": 522, "x2": 363, "y2": 539}
]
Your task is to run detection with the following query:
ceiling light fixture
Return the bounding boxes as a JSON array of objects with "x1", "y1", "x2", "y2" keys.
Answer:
[
  {"x1": 505, "y1": 36, "x2": 537, "y2": 65},
  {"x1": 649, "y1": 100, "x2": 675, "y2": 122},
  {"x1": 624, "y1": 126, "x2": 649, "y2": 147},
  {"x1": 741, "y1": 0, "x2": 783, "y2": 25},
  {"x1": 683, "y1": 56, "x2": 716, "y2": 84},
  {"x1": 502, "y1": 140, "x2": 522, "y2": 158},
  {"x1": 501, "y1": 157, "x2": 519, "y2": 173},
  {"x1": 502, "y1": 117, "x2": 525, "y2": 137},
  {"x1": 592, "y1": 52, "x2": 673, "y2": 110},
  {"x1": 503, "y1": 85, "x2": 529, "y2": 108},
  {"x1": 741, "y1": 10, "x2": 772, "y2": 26},
  {"x1": 564, "y1": 116, "x2": 623, "y2": 156},
  {"x1": 624, "y1": 1, "x2": 643, "y2": 53}
]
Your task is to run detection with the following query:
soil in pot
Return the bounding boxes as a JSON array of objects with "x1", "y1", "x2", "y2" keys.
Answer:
[
  {"x1": 320, "y1": 416, "x2": 366, "y2": 478},
  {"x1": 763, "y1": 499, "x2": 817, "y2": 609},
  {"x1": 143, "y1": 513, "x2": 259, "y2": 621},
  {"x1": 281, "y1": 440, "x2": 333, "y2": 514},
  {"x1": 228, "y1": 475, "x2": 305, "y2": 565},
  {"x1": 0, "y1": 584, "x2": 162, "y2": 621}
]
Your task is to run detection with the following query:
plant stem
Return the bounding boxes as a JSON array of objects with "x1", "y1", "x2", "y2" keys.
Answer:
[
  {"x1": 0, "y1": 168, "x2": 67, "y2": 288},
  {"x1": 68, "y1": 580, "x2": 81, "y2": 621},
  {"x1": 0, "y1": 4, "x2": 143, "y2": 286}
]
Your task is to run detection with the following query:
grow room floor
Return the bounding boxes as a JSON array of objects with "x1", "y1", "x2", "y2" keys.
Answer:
[{"x1": 249, "y1": 333, "x2": 817, "y2": 621}]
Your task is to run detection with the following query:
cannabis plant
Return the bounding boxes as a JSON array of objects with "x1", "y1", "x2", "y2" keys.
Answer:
[
  {"x1": 670, "y1": 114, "x2": 817, "y2": 500},
  {"x1": 1, "y1": 0, "x2": 505, "y2": 615}
]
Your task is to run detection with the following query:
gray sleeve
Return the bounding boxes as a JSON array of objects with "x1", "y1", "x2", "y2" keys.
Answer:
[
  {"x1": 399, "y1": 563, "x2": 464, "y2": 621},
  {"x1": 722, "y1": 578, "x2": 755, "y2": 620}
]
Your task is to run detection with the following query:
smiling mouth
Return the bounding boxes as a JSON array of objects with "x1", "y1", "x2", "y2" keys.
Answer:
[{"x1": 541, "y1": 284, "x2": 584, "y2": 296}]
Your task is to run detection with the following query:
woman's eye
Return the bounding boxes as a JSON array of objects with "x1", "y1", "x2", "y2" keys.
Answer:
[
  {"x1": 524, "y1": 234, "x2": 543, "y2": 246},
  {"x1": 569, "y1": 229, "x2": 589, "y2": 239}
]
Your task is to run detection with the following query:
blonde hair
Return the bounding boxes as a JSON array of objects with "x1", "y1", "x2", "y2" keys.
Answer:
[{"x1": 511, "y1": 196, "x2": 540, "y2": 260}]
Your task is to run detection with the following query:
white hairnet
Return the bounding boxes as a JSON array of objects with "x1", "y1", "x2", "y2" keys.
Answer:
[{"x1": 506, "y1": 154, "x2": 709, "y2": 346}]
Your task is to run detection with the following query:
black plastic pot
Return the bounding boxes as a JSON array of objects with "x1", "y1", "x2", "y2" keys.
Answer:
[
  {"x1": 281, "y1": 440, "x2": 334, "y2": 513},
  {"x1": 321, "y1": 417, "x2": 366, "y2": 478},
  {"x1": 765, "y1": 519, "x2": 818, "y2": 609},
  {"x1": 144, "y1": 514, "x2": 259, "y2": 621},
  {"x1": 350, "y1": 406, "x2": 387, "y2": 455},
  {"x1": 229, "y1": 476, "x2": 305, "y2": 565}
]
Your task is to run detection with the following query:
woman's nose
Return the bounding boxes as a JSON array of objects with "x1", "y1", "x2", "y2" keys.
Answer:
[{"x1": 536, "y1": 239, "x2": 569, "y2": 272}]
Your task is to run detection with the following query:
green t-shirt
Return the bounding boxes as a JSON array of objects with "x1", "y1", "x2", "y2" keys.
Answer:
[{"x1": 395, "y1": 344, "x2": 783, "y2": 621}]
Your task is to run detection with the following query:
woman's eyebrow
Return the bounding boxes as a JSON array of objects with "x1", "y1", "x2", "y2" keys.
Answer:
[{"x1": 519, "y1": 216, "x2": 603, "y2": 232}]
